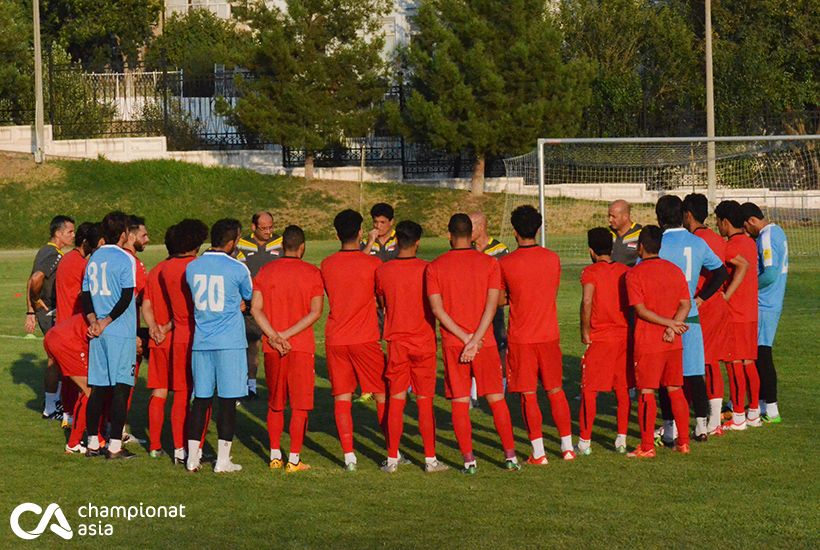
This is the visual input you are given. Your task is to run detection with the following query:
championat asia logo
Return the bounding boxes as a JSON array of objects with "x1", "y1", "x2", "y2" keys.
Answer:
[{"x1": 10, "y1": 503, "x2": 73, "y2": 540}]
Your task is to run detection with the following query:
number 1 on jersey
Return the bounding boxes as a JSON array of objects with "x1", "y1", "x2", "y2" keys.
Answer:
[{"x1": 683, "y1": 247, "x2": 692, "y2": 282}]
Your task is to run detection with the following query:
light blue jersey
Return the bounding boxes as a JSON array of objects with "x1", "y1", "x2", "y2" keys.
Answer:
[
  {"x1": 82, "y1": 244, "x2": 136, "y2": 338},
  {"x1": 660, "y1": 228, "x2": 723, "y2": 317},
  {"x1": 185, "y1": 251, "x2": 253, "y2": 351},
  {"x1": 757, "y1": 223, "x2": 788, "y2": 312}
]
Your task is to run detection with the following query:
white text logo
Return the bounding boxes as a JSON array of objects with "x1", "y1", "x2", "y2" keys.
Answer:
[{"x1": 10, "y1": 503, "x2": 73, "y2": 540}]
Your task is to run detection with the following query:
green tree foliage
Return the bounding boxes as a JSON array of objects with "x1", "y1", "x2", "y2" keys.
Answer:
[
  {"x1": 226, "y1": 0, "x2": 391, "y2": 178},
  {"x1": 398, "y1": 0, "x2": 593, "y2": 193},
  {"x1": 0, "y1": 0, "x2": 33, "y2": 120},
  {"x1": 145, "y1": 8, "x2": 246, "y2": 79}
]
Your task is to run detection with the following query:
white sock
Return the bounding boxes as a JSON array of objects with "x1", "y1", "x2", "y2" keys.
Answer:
[
  {"x1": 577, "y1": 438, "x2": 591, "y2": 451},
  {"x1": 216, "y1": 439, "x2": 233, "y2": 466},
  {"x1": 187, "y1": 440, "x2": 200, "y2": 467},
  {"x1": 44, "y1": 392, "x2": 59, "y2": 414},
  {"x1": 108, "y1": 439, "x2": 122, "y2": 454},
  {"x1": 733, "y1": 412, "x2": 746, "y2": 425},
  {"x1": 507, "y1": 455, "x2": 518, "y2": 464},
  {"x1": 248, "y1": 379, "x2": 257, "y2": 393},
  {"x1": 767, "y1": 402, "x2": 779, "y2": 418},
  {"x1": 288, "y1": 452, "x2": 300, "y2": 464},
  {"x1": 344, "y1": 452, "x2": 357, "y2": 466},
  {"x1": 387, "y1": 456, "x2": 399, "y2": 466},
  {"x1": 470, "y1": 378, "x2": 478, "y2": 401},
  {"x1": 174, "y1": 447, "x2": 185, "y2": 460},
  {"x1": 464, "y1": 459, "x2": 477, "y2": 468},
  {"x1": 88, "y1": 435, "x2": 100, "y2": 450},
  {"x1": 560, "y1": 435, "x2": 573, "y2": 453},
  {"x1": 708, "y1": 398, "x2": 723, "y2": 431},
  {"x1": 695, "y1": 417, "x2": 707, "y2": 436},
  {"x1": 614, "y1": 434, "x2": 627, "y2": 448},
  {"x1": 747, "y1": 407, "x2": 760, "y2": 421},
  {"x1": 270, "y1": 448, "x2": 282, "y2": 461},
  {"x1": 425, "y1": 456, "x2": 437, "y2": 465},
  {"x1": 531, "y1": 437, "x2": 545, "y2": 458}
]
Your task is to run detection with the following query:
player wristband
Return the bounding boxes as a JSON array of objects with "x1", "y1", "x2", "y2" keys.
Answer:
[{"x1": 26, "y1": 311, "x2": 35, "y2": 315}]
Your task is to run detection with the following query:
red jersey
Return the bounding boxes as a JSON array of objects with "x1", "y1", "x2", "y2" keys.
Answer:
[
  {"x1": 44, "y1": 313, "x2": 89, "y2": 357},
  {"x1": 125, "y1": 249, "x2": 148, "y2": 302},
  {"x1": 145, "y1": 260, "x2": 172, "y2": 350},
  {"x1": 693, "y1": 226, "x2": 726, "y2": 302},
  {"x1": 375, "y1": 257, "x2": 436, "y2": 352},
  {"x1": 724, "y1": 233, "x2": 759, "y2": 323},
  {"x1": 321, "y1": 250, "x2": 382, "y2": 346},
  {"x1": 626, "y1": 257, "x2": 690, "y2": 354},
  {"x1": 55, "y1": 248, "x2": 87, "y2": 323},
  {"x1": 580, "y1": 260, "x2": 629, "y2": 342},
  {"x1": 499, "y1": 245, "x2": 561, "y2": 344},
  {"x1": 425, "y1": 248, "x2": 502, "y2": 348},
  {"x1": 159, "y1": 256, "x2": 197, "y2": 345},
  {"x1": 254, "y1": 257, "x2": 324, "y2": 354}
]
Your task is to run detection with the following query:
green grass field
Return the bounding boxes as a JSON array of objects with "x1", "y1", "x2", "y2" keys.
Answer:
[{"x1": 1, "y1": 239, "x2": 818, "y2": 548}]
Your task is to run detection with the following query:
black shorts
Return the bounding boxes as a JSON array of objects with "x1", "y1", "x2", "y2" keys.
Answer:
[
  {"x1": 244, "y1": 314, "x2": 263, "y2": 342},
  {"x1": 36, "y1": 309, "x2": 55, "y2": 335}
]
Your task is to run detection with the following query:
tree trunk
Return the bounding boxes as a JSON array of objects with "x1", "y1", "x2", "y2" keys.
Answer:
[
  {"x1": 304, "y1": 152, "x2": 315, "y2": 180},
  {"x1": 470, "y1": 155, "x2": 485, "y2": 195}
]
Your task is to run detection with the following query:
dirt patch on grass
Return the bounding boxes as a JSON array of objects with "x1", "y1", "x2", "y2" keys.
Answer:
[{"x1": 0, "y1": 153, "x2": 64, "y2": 186}]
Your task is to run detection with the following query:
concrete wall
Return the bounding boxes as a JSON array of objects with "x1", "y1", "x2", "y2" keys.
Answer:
[{"x1": 0, "y1": 125, "x2": 167, "y2": 160}]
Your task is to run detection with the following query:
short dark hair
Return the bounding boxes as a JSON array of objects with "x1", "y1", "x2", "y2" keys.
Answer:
[
  {"x1": 448, "y1": 213, "x2": 472, "y2": 238},
  {"x1": 715, "y1": 200, "x2": 745, "y2": 229},
  {"x1": 49, "y1": 215, "x2": 74, "y2": 237},
  {"x1": 211, "y1": 218, "x2": 242, "y2": 248},
  {"x1": 683, "y1": 193, "x2": 709, "y2": 223},
  {"x1": 251, "y1": 211, "x2": 273, "y2": 226},
  {"x1": 655, "y1": 195, "x2": 684, "y2": 227},
  {"x1": 282, "y1": 225, "x2": 305, "y2": 252},
  {"x1": 741, "y1": 201, "x2": 765, "y2": 221},
  {"x1": 128, "y1": 214, "x2": 146, "y2": 232},
  {"x1": 396, "y1": 220, "x2": 422, "y2": 249},
  {"x1": 73, "y1": 221, "x2": 96, "y2": 248},
  {"x1": 174, "y1": 218, "x2": 209, "y2": 254},
  {"x1": 638, "y1": 225, "x2": 663, "y2": 254},
  {"x1": 333, "y1": 209, "x2": 363, "y2": 243},
  {"x1": 163, "y1": 224, "x2": 180, "y2": 255},
  {"x1": 100, "y1": 211, "x2": 129, "y2": 244},
  {"x1": 370, "y1": 203, "x2": 394, "y2": 220},
  {"x1": 587, "y1": 227, "x2": 613, "y2": 256},
  {"x1": 510, "y1": 205, "x2": 541, "y2": 239}
]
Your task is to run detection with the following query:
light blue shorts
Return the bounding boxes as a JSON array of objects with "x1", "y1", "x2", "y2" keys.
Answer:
[
  {"x1": 88, "y1": 334, "x2": 136, "y2": 387},
  {"x1": 682, "y1": 321, "x2": 705, "y2": 377},
  {"x1": 192, "y1": 349, "x2": 248, "y2": 399},
  {"x1": 758, "y1": 309, "x2": 782, "y2": 347}
]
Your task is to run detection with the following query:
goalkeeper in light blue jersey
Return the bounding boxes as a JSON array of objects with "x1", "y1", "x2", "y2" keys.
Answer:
[
  {"x1": 742, "y1": 202, "x2": 788, "y2": 423},
  {"x1": 184, "y1": 218, "x2": 254, "y2": 473},
  {"x1": 656, "y1": 196, "x2": 727, "y2": 443}
]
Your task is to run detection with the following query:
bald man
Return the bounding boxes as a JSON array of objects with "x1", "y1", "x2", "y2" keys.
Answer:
[
  {"x1": 608, "y1": 200, "x2": 642, "y2": 267},
  {"x1": 236, "y1": 211, "x2": 283, "y2": 399}
]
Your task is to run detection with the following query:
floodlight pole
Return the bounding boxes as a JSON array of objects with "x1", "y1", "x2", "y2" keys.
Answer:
[
  {"x1": 537, "y1": 139, "x2": 546, "y2": 246},
  {"x1": 705, "y1": 0, "x2": 716, "y2": 205},
  {"x1": 32, "y1": 0, "x2": 45, "y2": 164}
]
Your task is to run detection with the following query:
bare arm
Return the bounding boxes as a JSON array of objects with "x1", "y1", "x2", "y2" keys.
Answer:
[
  {"x1": 141, "y1": 298, "x2": 168, "y2": 345},
  {"x1": 580, "y1": 283, "x2": 594, "y2": 345},
  {"x1": 428, "y1": 293, "x2": 470, "y2": 344},
  {"x1": 462, "y1": 288, "x2": 501, "y2": 362},
  {"x1": 722, "y1": 254, "x2": 749, "y2": 302},
  {"x1": 634, "y1": 300, "x2": 690, "y2": 334},
  {"x1": 250, "y1": 290, "x2": 289, "y2": 354},
  {"x1": 280, "y1": 295, "x2": 324, "y2": 340},
  {"x1": 25, "y1": 272, "x2": 46, "y2": 333}
]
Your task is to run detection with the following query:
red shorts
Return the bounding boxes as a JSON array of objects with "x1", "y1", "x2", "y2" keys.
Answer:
[
  {"x1": 326, "y1": 342, "x2": 386, "y2": 396},
  {"x1": 699, "y1": 297, "x2": 734, "y2": 364},
  {"x1": 386, "y1": 341, "x2": 437, "y2": 397},
  {"x1": 730, "y1": 321, "x2": 758, "y2": 361},
  {"x1": 44, "y1": 337, "x2": 88, "y2": 378},
  {"x1": 581, "y1": 340, "x2": 628, "y2": 392},
  {"x1": 147, "y1": 343, "x2": 191, "y2": 391},
  {"x1": 442, "y1": 345, "x2": 503, "y2": 399},
  {"x1": 634, "y1": 349, "x2": 684, "y2": 390},
  {"x1": 147, "y1": 346, "x2": 170, "y2": 390},
  {"x1": 507, "y1": 340, "x2": 563, "y2": 393},
  {"x1": 265, "y1": 351, "x2": 315, "y2": 411}
]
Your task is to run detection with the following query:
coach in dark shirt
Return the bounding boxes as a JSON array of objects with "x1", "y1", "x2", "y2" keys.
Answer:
[{"x1": 608, "y1": 200, "x2": 642, "y2": 266}]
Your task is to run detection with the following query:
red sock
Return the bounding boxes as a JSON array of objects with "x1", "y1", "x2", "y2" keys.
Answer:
[
  {"x1": 386, "y1": 397, "x2": 406, "y2": 459},
  {"x1": 67, "y1": 393, "x2": 88, "y2": 448},
  {"x1": 638, "y1": 392, "x2": 657, "y2": 452},
  {"x1": 334, "y1": 400, "x2": 354, "y2": 454},
  {"x1": 451, "y1": 400, "x2": 473, "y2": 459},
  {"x1": 147, "y1": 395, "x2": 166, "y2": 451},
  {"x1": 705, "y1": 362, "x2": 724, "y2": 400},
  {"x1": 578, "y1": 389, "x2": 597, "y2": 441},
  {"x1": 520, "y1": 392, "x2": 543, "y2": 441},
  {"x1": 289, "y1": 409, "x2": 308, "y2": 455},
  {"x1": 376, "y1": 399, "x2": 388, "y2": 440},
  {"x1": 488, "y1": 398, "x2": 515, "y2": 454},
  {"x1": 744, "y1": 362, "x2": 760, "y2": 409},
  {"x1": 615, "y1": 386, "x2": 630, "y2": 435},
  {"x1": 200, "y1": 403, "x2": 211, "y2": 449},
  {"x1": 267, "y1": 408, "x2": 285, "y2": 451},
  {"x1": 416, "y1": 396, "x2": 436, "y2": 458},
  {"x1": 170, "y1": 391, "x2": 188, "y2": 450},
  {"x1": 547, "y1": 389, "x2": 572, "y2": 438},
  {"x1": 668, "y1": 388, "x2": 690, "y2": 445},
  {"x1": 729, "y1": 362, "x2": 747, "y2": 413},
  {"x1": 61, "y1": 377, "x2": 79, "y2": 417}
]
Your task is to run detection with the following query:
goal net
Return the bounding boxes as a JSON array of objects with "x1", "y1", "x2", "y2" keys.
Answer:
[{"x1": 502, "y1": 135, "x2": 819, "y2": 263}]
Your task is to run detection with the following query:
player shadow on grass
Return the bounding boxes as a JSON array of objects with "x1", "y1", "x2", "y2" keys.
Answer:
[{"x1": 11, "y1": 352, "x2": 46, "y2": 414}]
